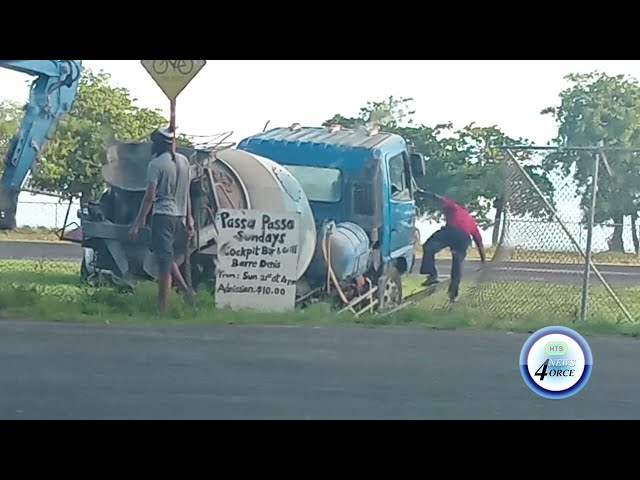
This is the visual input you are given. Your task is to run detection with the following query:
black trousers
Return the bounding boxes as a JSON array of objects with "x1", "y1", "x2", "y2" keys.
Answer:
[{"x1": 419, "y1": 225, "x2": 472, "y2": 298}]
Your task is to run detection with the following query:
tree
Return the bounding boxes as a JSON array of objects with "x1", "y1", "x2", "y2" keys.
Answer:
[
  {"x1": 542, "y1": 71, "x2": 640, "y2": 253},
  {"x1": 323, "y1": 96, "x2": 460, "y2": 218},
  {"x1": 28, "y1": 69, "x2": 192, "y2": 202},
  {"x1": 323, "y1": 95, "x2": 416, "y2": 130},
  {"x1": 0, "y1": 100, "x2": 25, "y2": 176},
  {"x1": 454, "y1": 124, "x2": 555, "y2": 245},
  {"x1": 324, "y1": 97, "x2": 556, "y2": 245}
]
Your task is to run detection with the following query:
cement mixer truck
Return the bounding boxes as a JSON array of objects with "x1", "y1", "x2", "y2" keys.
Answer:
[{"x1": 76, "y1": 123, "x2": 426, "y2": 313}]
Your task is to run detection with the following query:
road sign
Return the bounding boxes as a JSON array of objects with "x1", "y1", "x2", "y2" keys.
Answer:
[{"x1": 141, "y1": 60, "x2": 207, "y2": 101}]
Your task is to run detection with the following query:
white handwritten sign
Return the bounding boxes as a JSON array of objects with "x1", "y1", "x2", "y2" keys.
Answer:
[{"x1": 214, "y1": 209, "x2": 300, "y2": 312}]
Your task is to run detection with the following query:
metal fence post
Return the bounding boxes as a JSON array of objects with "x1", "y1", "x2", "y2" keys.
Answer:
[{"x1": 579, "y1": 153, "x2": 600, "y2": 322}]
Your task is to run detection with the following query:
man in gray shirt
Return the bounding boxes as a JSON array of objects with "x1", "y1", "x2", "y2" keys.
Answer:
[{"x1": 129, "y1": 126, "x2": 195, "y2": 313}]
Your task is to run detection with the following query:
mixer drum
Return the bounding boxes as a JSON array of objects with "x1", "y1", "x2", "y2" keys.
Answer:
[
  {"x1": 98, "y1": 143, "x2": 316, "y2": 281},
  {"x1": 307, "y1": 221, "x2": 372, "y2": 283},
  {"x1": 215, "y1": 149, "x2": 317, "y2": 281}
]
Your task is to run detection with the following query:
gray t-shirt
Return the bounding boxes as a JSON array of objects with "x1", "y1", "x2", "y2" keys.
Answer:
[{"x1": 146, "y1": 151, "x2": 191, "y2": 218}]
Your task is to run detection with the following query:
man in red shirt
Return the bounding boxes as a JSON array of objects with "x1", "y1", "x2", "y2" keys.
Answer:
[{"x1": 418, "y1": 191, "x2": 486, "y2": 301}]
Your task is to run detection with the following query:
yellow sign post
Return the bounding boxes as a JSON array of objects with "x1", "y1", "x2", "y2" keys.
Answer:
[
  {"x1": 141, "y1": 60, "x2": 207, "y2": 149},
  {"x1": 141, "y1": 60, "x2": 207, "y2": 101},
  {"x1": 141, "y1": 60, "x2": 207, "y2": 289}
]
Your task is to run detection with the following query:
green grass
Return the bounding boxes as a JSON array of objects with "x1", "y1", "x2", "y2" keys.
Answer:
[
  {"x1": 400, "y1": 275, "x2": 640, "y2": 337},
  {"x1": 0, "y1": 259, "x2": 318, "y2": 326},
  {"x1": 1, "y1": 259, "x2": 640, "y2": 338}
]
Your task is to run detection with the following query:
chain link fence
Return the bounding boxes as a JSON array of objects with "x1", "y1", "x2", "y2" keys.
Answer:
[
  {"x1": 15, "y1": 197, "x2": 80, "y2": 231},
  {"x1": 457, "y1": 147, "x2": 640, "y2": 325}
]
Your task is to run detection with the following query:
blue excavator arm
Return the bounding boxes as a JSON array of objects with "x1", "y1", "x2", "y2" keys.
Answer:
[{"x1": 0, "y1": 60, "x2": 83, "y2": 229}]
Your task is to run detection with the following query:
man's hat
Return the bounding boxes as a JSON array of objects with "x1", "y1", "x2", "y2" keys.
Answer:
[{"x1": 150, "y1": 126, "x2": 174, "y2": 145}]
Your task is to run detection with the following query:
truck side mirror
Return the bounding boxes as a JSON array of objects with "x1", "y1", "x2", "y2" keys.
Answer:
[{"x1": 410, "y1": 153, "x2": 426, "y2": 178}]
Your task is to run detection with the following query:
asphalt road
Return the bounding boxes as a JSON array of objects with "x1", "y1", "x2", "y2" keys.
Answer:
[
  {"x1": 0, "y1": 240, "x2": 83, "y2": 262},
  {"x1": 3, "y1": 240, "x2": 640, "y2": 287},
  {"x1": 0, "y1": 320, "x2": 636, "y2": 419}
]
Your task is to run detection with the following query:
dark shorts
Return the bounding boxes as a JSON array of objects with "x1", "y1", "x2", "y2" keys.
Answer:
[{"x1": 151, "y1": 214, "x2": 187, "y2": 275}]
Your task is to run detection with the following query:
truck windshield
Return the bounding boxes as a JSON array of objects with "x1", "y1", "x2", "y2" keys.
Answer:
[{"x1": 282, "y1": 165, "x2": 342, "y2": 202}]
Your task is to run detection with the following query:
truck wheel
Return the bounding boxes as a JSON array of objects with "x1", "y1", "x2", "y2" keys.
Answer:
[
  {"x1": 377, "y1": 265, "x2": 403, "y2": 311},
  {"x1": 185, "y1": 254, "x2": 215, "y2": 291}
]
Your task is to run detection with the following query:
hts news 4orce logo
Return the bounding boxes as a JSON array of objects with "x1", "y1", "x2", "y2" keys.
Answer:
[{"x1": 519, "y1": 326, "x2": 593, "y2": 400}]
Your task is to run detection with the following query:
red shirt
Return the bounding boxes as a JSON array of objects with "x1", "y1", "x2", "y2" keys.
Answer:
[{"x1": 438, "y1": 196, "x2": 484, "y2": 249}]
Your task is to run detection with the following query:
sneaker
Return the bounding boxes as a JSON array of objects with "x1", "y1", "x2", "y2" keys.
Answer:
[
  {"x1": 421, "y1": 275, "x2": 439, "y2": 287},
  {"x1": 448, "y1": 287, "x2": 459, "y2": 303}
]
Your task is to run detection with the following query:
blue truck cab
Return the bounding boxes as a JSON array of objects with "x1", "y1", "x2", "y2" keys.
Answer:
[{"x1": 237, "y1": 124, "x2": 426, "y2": 289}]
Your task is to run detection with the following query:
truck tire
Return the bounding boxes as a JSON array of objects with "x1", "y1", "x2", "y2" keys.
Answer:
[
  {"x1": 188, "y1": 253, "x2": 215, "y2": 290},
  {"x1": 377, "y1": 264, "x2": 403, "y2": 311}
]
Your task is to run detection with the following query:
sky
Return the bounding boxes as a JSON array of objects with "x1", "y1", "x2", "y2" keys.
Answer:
[{"x1": 3, "y1": 60, "x2": 640, "y2": 250}]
